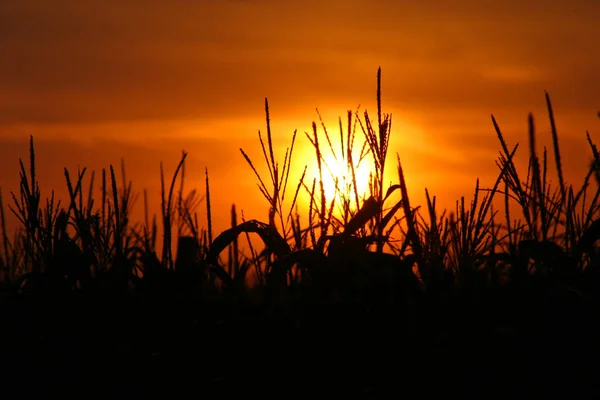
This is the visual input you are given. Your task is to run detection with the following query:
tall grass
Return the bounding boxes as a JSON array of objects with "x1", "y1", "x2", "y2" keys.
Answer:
[{"x1": 0, "y1": 69, "x2": 598, "y2": 313}]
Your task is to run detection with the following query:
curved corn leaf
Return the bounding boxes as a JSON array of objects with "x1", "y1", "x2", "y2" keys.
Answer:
[
  {"x1": 379, "y1": 199, "x2": 403, "y2": 233},
  {"x1": 344, "y1": 196, "x2": 381, "y2": 236},
  {"x1": 207, "y1": 219, "x2": 290, "y2": 264},
  {"x1": 383, "y1": 184, "x2": 402, "y2": 203}
]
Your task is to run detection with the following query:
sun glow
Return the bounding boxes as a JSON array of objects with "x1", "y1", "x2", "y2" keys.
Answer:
[{"x1": 308, "y1": 147, "x2": 373, "y2": 209}]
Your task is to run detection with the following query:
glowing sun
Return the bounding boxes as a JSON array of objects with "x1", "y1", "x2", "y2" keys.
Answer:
[{"x1": 309, "y1": 152, "x2": 373, "y2": 204}]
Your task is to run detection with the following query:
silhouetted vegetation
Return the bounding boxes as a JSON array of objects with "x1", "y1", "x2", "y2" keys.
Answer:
[{"x1": 1, "y1": 68, "x2": 599, "y2": 397}]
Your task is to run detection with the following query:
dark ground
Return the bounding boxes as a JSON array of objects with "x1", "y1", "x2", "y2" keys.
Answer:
[{"x1": 1, "y1": 288, "x2": 599, "y2": 399}]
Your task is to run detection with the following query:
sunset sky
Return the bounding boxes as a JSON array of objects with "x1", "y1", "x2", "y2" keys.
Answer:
[{"x1": 1, "y1": 0, "x2": 599, "y2": 236}]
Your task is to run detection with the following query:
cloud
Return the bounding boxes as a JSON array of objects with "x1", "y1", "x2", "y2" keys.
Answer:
[
  {"x1": 0, "y1": 0, "x2": 598, "y2": 222},
  {"x1": 1, "y1": 0, "x2": 598, "y2": 124}
]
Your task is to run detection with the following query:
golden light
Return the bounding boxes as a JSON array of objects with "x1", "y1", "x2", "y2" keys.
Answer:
[{"x1": 308, "y1": 147, "x2": 373, "y2": 208}]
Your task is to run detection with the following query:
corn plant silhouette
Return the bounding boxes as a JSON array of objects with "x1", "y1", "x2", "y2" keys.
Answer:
[{"x1": 0, "y1": 68, "x2": 599, "y2": 398}]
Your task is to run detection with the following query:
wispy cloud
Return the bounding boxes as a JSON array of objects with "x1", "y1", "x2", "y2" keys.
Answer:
[
  {"x1": 0, "y1": 0, "x2": 598, "y2": 221},
  {"x1": 1, "y1": 0, "x2": 598, "y2": 124}
]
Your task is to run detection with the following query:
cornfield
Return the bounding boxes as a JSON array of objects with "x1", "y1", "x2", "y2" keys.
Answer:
[{"x1": 1, "y1": 68, "x2": 599, "y2": 398}]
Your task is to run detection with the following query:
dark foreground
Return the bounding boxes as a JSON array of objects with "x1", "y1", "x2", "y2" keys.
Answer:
[{"x1": 1, "y1": 288, "x2": 599, "y2": 399}]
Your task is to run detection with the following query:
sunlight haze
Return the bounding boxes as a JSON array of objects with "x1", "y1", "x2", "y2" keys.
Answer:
[{"x1": 1, "y1": 0, "x2": 599, "y2": 235}]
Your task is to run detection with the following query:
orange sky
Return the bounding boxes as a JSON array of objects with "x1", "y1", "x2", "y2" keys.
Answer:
[{"x1": 1, "y1": 0, "x2": 599, "y2": 238}]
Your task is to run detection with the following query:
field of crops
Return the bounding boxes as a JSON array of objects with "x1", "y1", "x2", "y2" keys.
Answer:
[{"x1": 1, "y1": 70, "x2": 599, "y2": 397}]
